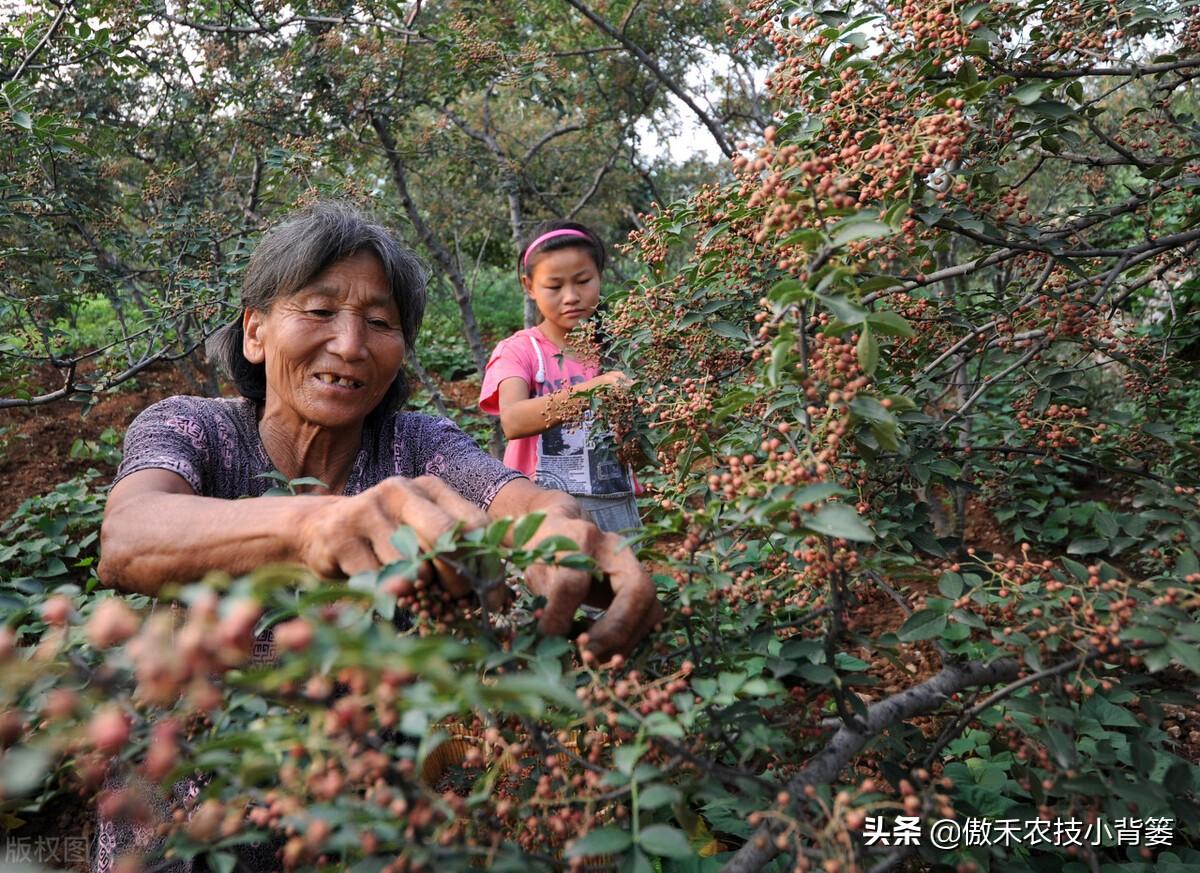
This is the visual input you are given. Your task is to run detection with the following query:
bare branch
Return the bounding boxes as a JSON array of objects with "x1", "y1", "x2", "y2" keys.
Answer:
[
  {"x1": 6, "y1": 3, "x2": 68, "y2": 83},
  {"x1": 157, "y1": 11, "x2": 419, "y2": 37},
  {"x1": 521, "y1": 124, "x2": 585, "y2": 164},
  {"x1": 566, "y1": 140, "x2": 624, "y2": 219},
  {"x1": 369, "y1": 112, "x2": 488, "y2": 377},
  {"x1": 406, "y1": 350, "x2": 450, "y2": 419},
  {"x1": 719, "y1": 658, "x2": 1022, "y2": 873},
  {"x1": 1032, "y1": 145, "x2": 1176, "y2": 167},
  {"x1": 560, "y1": 0, "x2": 734, "y2": 158},
  {"x1": 992, "y1": 57, "x2": 1200, "y2": 79}
]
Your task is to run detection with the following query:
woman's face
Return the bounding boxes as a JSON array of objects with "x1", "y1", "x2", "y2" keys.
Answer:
[{"x1": 243, "y1": 250, "x2": 405, "y2": 431}]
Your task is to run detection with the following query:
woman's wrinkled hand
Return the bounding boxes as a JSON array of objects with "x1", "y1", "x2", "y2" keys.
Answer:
[
  {"x1": 297, "y1": 475, "x2": 487, "y2": 595},
  {"x1": 521, "y1": 513, "x2": 662, "y2": 662},
  {"x1": 297, "y1": 476, "x2": 662, "y2": 660}
]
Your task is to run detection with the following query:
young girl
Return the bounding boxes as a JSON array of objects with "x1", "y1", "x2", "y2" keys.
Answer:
[{"x1": 479, "y1": 220, "x2": 639, "y2": 533}]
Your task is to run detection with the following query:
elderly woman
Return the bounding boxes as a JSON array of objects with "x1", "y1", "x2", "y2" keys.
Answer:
[
  {"x1": 92, "y1": 202, "x2": 661, "y2": 873},
  {"x1": 99, "y1": 201, "x2": 660, "y2": 653}
]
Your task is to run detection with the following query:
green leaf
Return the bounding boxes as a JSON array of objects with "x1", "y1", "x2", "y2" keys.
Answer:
[
  {"x1": 1093, "y1": 512, "x2": 1119, "y2": 539},
  {"x1": 767, "y1": 338, "x2": 790, "y2": 387},
  {"x1": 1176, "y1": 551, "x2": 1198, "y2": 578},
  {"x1": 511, "y1": 512, "x2": 545, "y2": 548},
  {"x1": 11, "y1": 111, "x2": 32, "y2": 130},
  {"x1": 769, "y1": 278, "x2": 809, "y2": 304},
  {"x1": 1080, "y1": 696, "x2": 1140, "y2": 728},
  {"x1": 535, "y1": 534, "x2": 583, "y2": 554},
  {"x1": 1060, "y1": 558, "x2": 1090, "y2": 582},
  {"x1": 830, "y1": 217, "x2": 894, "y2": 247},
  {"x1": 619, "y1": 847, "x2": 654, "y2": 873},
  {"x1": 938, "y1": 572, "x2": 964, "y2": 599},
  {"x1": 711, "y1": 320, "x2": 745, "y2": 340},
  {"x1": 1168, "y1": 639, "x2": 1200, "y2": 676},
  {"x1": 790, "y1": 482, "x2": 851, "y2": 505},
  {"x1": 849, "y1": 396, "x2": 896, "y2": 425},
  {"x1": 390, "y1": 526, "x2": 420, "y2": 560},
  {"x1": 857, "y1": 326, "x2": 878, "y2": 376},
  {"x1": 636, "y1": 784, "x2": 680, "y2": 810},
  {"x1": 961, "y1": 2, "x2": 988, "y2": 24},
  {"x1": 1027, "y1": 100, "x2": 1075, "y2": 120},
  {"x1": 1067, "y1": 538, "x2": 1107, "y2": 555},
  {"x1": 614, "y1": 744, "x2": 645, "y2": 775},
  {"x1": 566, "y1": 827, "x2": 633, "y2": 858},
  {"x1": 805, "y1": 503, "x2": 874, "y2": 542},
  {"x1": 816, "y1": 294, "x2": 868, "y2": 325},
  {"x1": 798, "y1": 663, "x2": 835, "y2": 684},
  {"x1": 1164, "y1": 762, "x2": 1193, "y2": 795},
  {"x1": 898, "y1": 609, "x2": 947, "y2": 642},
  {"x1": 834, "y1": 653, "x2": 870, "y2": 671},
  {"x1": 287, "y1": 476, "x2": 328, "y2": 489},
  {"x1": 0, "y1": 746, "x2": 50, "y2": 796},
  {"x1": 866, "y1": 310, "x2": 915, "y2": 337},
  {"x1": 206, "y1": 852, "x2": 237, "y2": 873},
  {"x1": 638, "y1": 824, "x2": 694, "y2": 859},
  {"x1": 779, "y1": 227, "x2": 823, "y2": 248},
  {"x1": 1010, "y1": 82, "x2": 1046, "y2": 105},
  {"x1": 701, "y1": 222, "x2": 729, "y2": 247},
  {"x1": 1043, "y1": 727, "x2": 1076, "y2": 767}
]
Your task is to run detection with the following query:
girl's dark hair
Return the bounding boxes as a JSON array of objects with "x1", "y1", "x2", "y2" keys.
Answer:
[
  {"x1": 517, "y1": 219, "x2": 606, "y2": 277},
  {"x1": 208, "y1": 201, "x2": 428, "y2": 421}
]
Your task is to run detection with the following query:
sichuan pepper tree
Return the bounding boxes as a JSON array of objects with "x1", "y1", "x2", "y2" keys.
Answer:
[{"x1": 596, "y1": 0, "x2": 1200, "y2": 870}]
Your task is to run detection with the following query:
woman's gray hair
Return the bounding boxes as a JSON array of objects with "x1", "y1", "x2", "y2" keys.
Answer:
[{"x1": 210, "y1": 201, "x2": 428, "y2": 420}]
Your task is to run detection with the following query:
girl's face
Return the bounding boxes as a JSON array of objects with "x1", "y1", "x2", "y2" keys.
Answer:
[{"x1": 522, "y1": 247, "x2": 601, "y2": 337}]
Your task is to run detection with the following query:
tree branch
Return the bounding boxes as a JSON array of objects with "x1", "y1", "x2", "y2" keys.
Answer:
[
  {"x1": 719, "y1": 658, "x2": 1021, "y2": 873},
  {"x1": 522, "y1": 123, "x2": 585, "y2": 164},
  {"x1": 6, "y1": 3, "x2": 68, "y2": 83},
  {"x1": 566, "y1": 139, "x2": 625, "y2": 219},
  {"x1": 560, "y1": 0, "x2": 734, "y2": 158},
  {"x1": 369, "y1": 112, "x2": 488, "y2": 376},
  {"x1": 991, "y1": 57, "x2": 1200, "y2": 79},
  {"x1": 157, "y1": 11, "x2": 419, "y2": 37}
]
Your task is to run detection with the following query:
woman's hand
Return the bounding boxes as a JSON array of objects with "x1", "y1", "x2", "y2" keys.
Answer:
[
  {"x1": 488, "y1": 478, "x2": 662, "y2": 661},
  {"x1": 103, "y1": 470, "x2": 661, "y2": 658},
  {"x1": 100, "y1": 470, "x2": 489, "y2": 597},
  {"x1": 522, "y1": 514, "x2": 662, "y2": 661},
  {"x1": 298, "y1": 476, "x2": 488, "y2": 595}
]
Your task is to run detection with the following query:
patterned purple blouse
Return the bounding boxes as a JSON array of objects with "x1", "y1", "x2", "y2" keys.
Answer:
[
  {"x1": 94, "y1": 395, "x2": 523, "y2": 873},
  {"x1": 114, "y1": 394, "x2": 521, "y2": 505}
]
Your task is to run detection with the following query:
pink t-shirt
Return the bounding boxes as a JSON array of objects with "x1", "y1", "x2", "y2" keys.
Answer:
[{"x1": 480, "y1": 326, "x2": 634, "y2": 497}]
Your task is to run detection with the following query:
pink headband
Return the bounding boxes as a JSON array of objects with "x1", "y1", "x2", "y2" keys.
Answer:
[{"x1": 522, "y1": 229, "x2": 591, "y2": 270}]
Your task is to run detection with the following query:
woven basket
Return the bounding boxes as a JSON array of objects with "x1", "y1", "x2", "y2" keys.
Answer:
[{"x1": 419, "y1": 721, "x2": 618, "y2": 870}]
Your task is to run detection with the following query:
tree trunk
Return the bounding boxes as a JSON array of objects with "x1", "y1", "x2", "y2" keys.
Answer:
[{"x1": 370, "y1": 112, "x2": 505, "y2": 457}]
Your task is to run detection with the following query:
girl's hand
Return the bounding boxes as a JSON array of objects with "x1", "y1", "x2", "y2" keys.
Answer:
[{"x1": 597, "y1": 370, "x2": 632, "y2": 388}]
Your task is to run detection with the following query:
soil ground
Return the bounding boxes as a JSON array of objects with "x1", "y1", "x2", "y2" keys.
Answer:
[
  {"x1": 0, "y1": 367, "x2": 484, "y2": 522},
  {"x1": 1, "y1": 365, "x2": 193, "y2": 521}
]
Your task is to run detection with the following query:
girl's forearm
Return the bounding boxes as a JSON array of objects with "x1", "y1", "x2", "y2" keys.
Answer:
[{"x1": 499, "y1": 375, "x2": 609, "y2": 439}]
